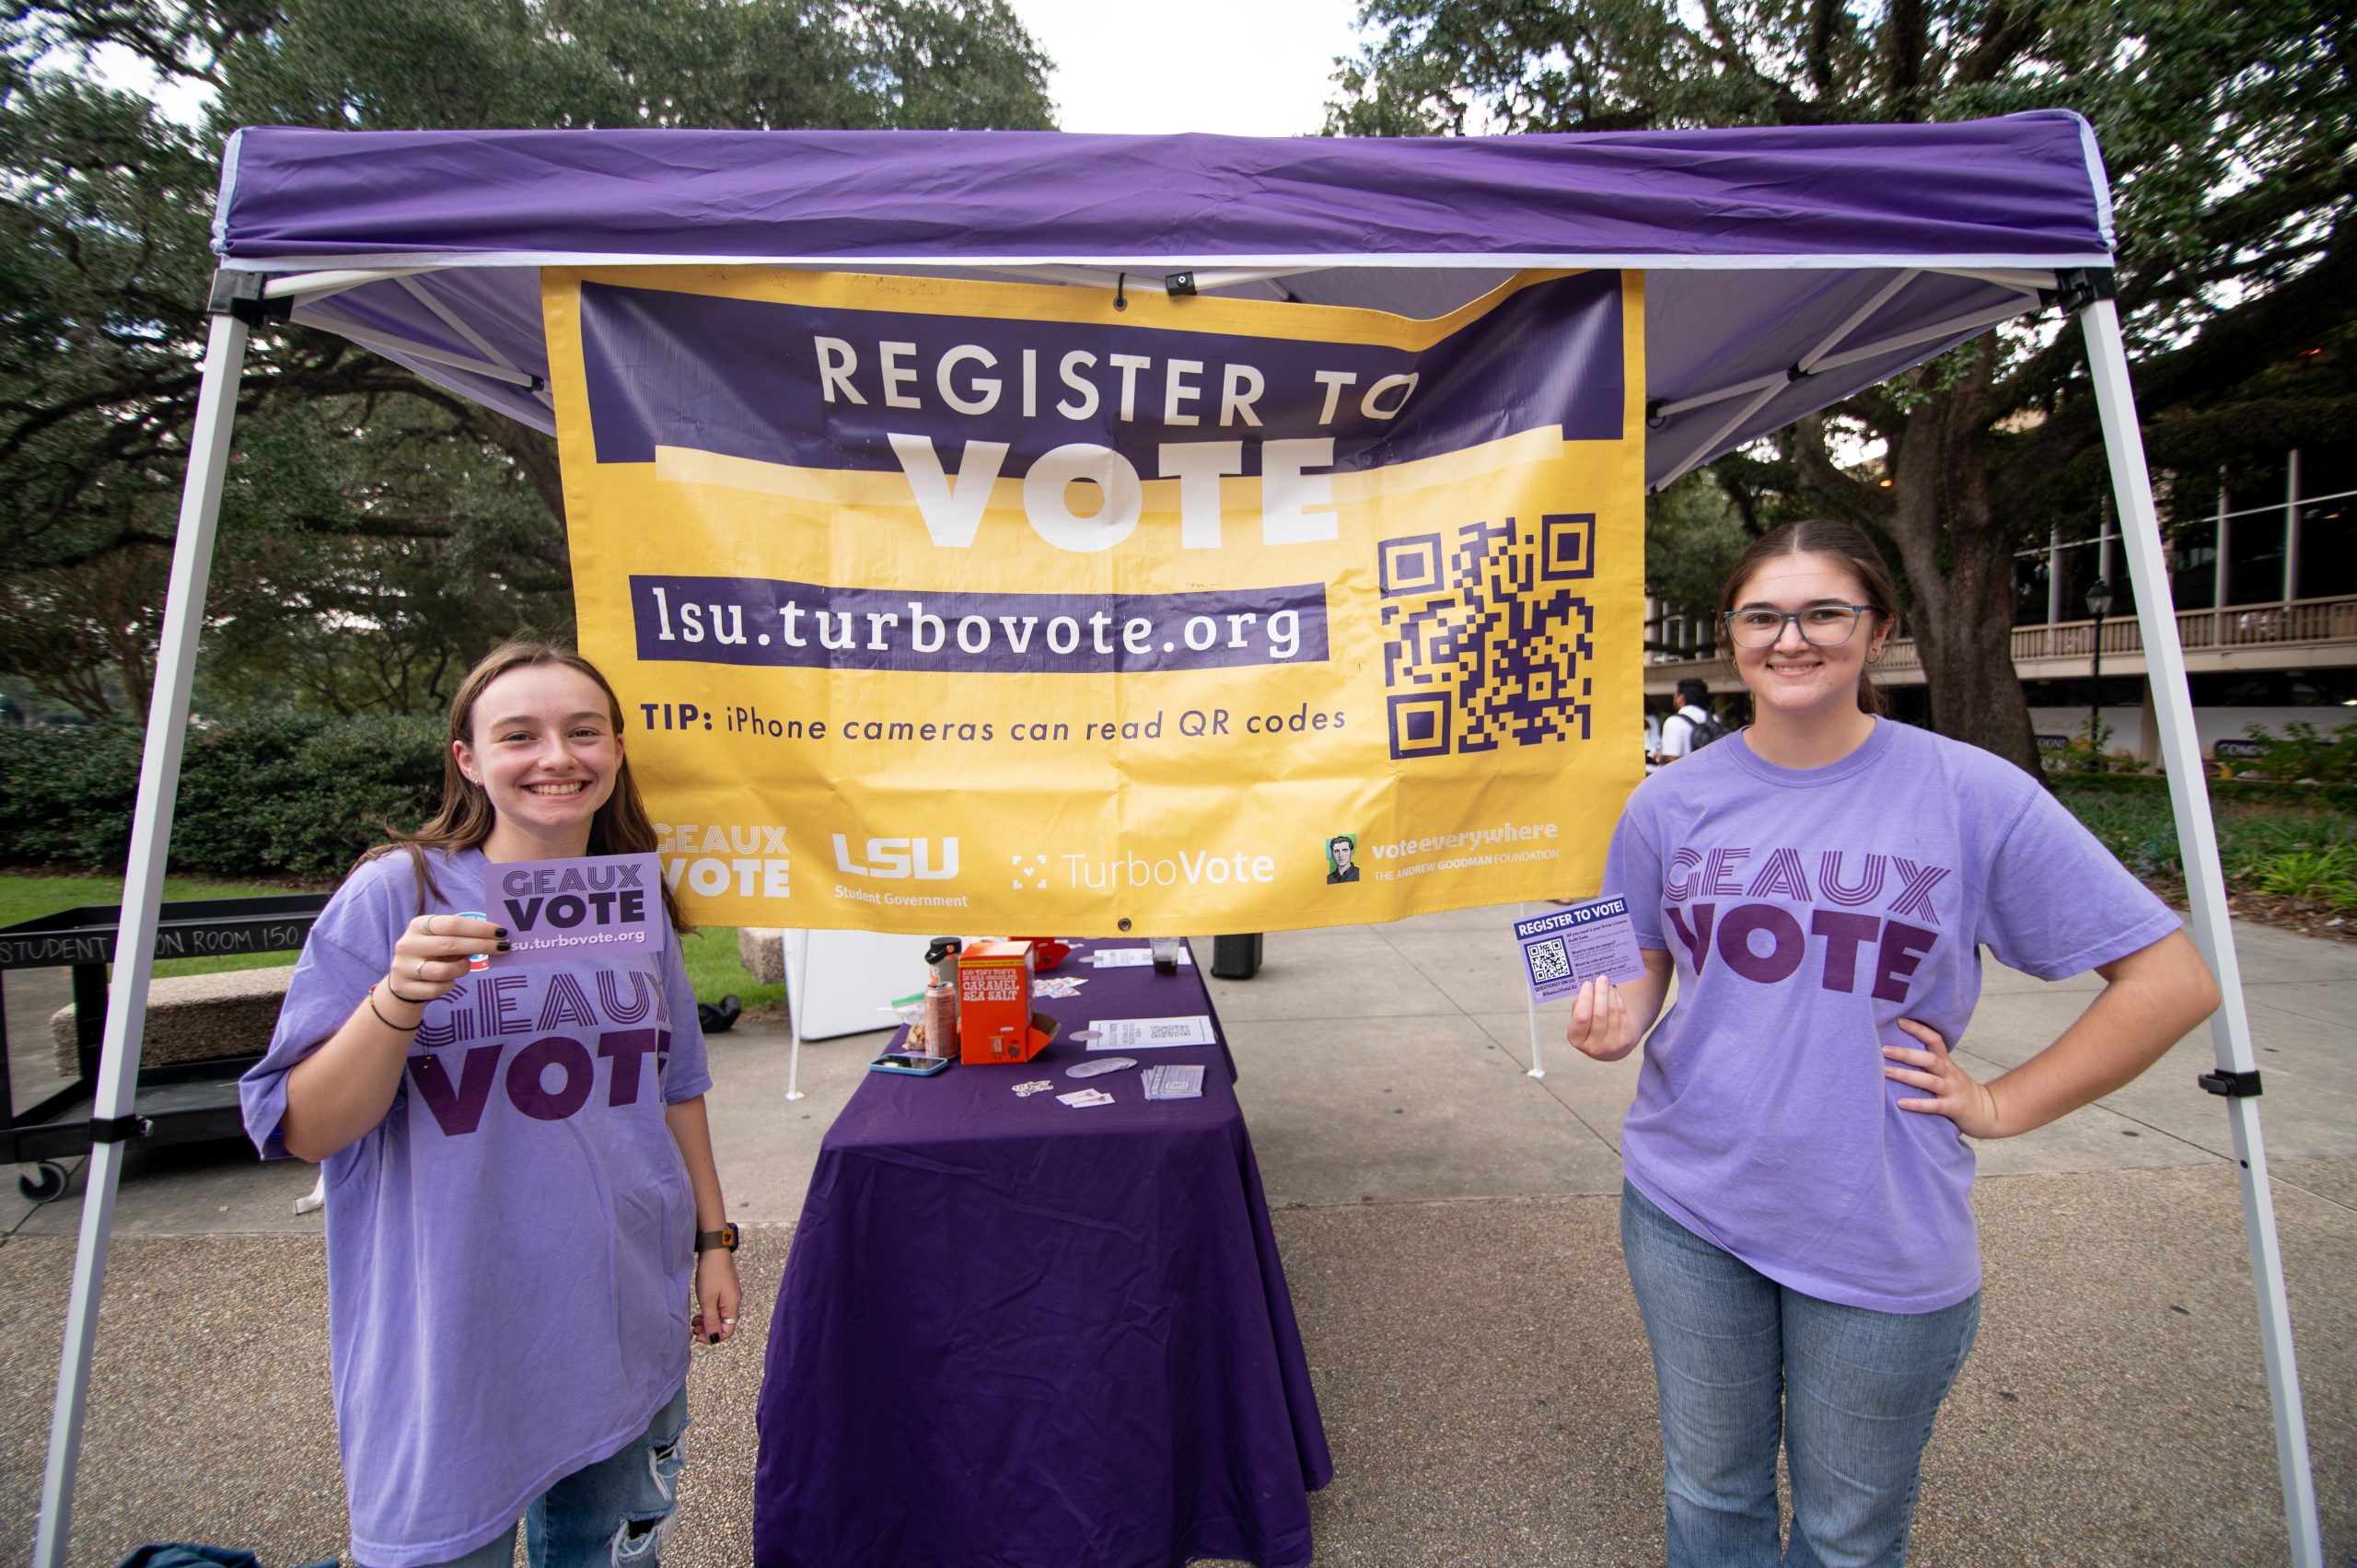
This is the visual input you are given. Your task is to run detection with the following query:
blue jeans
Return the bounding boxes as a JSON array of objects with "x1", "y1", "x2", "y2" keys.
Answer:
[
  {"x1": 426, "y1": 1385, "x2": 690, "y2": 1568},
  {"x1": 1621, "y1": 1184, "x2": 1980, "y2": 1567}
]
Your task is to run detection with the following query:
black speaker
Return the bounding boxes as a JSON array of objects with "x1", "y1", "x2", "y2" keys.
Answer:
[{"x1": 1210, "y1": 933, "x2": 1263, "y2": 981}]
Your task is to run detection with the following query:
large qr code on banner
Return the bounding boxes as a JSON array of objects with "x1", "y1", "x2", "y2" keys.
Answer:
[
  {"x1": 1378, "y1": 514, "x2": 1596, "y2": 760},
  {"x1": 1526, "y1": 937, "x2": 1573, "y2": 986}
]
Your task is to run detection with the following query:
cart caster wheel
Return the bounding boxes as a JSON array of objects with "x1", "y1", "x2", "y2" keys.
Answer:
[{"x1": 17, "y1": 1161, "x2": 70, "y2": 1203}]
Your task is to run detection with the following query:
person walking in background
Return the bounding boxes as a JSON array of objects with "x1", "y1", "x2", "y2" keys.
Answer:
[
  {"x1": 241, "y1": 641, "x2": 740, "y2": 1568},
  {"x1": 1564, "y1": 519, "x2": 2218, "y2": 1566},
  {"x1": 1655, "y1": 677, "x2": 1724, "y2": 761}
]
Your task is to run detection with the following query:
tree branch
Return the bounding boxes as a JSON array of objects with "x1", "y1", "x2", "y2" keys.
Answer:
[
  {"x1": 1805, "y1": 0, "x2": 1840, "y2": 95},
  {"x1": 1881, "y1": 0, "x2": 1928, "y2": 118},
  {"x1": 1957, "y1": 0, "x2": 2040, "y2": 86},
  {"x1": 1790, "y1": 412, "x2": 1889, "y2": 529}
]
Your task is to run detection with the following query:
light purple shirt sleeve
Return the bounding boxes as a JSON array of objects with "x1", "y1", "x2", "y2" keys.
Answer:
[
  {"x1": 659, "y1": 935, "x2": 712, "y2": 1102},
  {"x1": 1979, "y1": 785, "x2": 2182, "y2": 981},
  {"x1": 240, "y1": 855, "x2": 412, "y2": 1161},
  {"x1": 1602, "y1": 793, "x2": 1669, "y2": 952}
]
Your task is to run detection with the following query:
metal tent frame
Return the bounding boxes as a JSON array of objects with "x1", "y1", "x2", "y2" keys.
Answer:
[{"x1": 29, "y1": 119, "x2": 2322, "y2": 1568}]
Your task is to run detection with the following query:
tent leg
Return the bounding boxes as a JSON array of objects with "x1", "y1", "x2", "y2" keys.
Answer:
[
  {"x1": 34, "y1": 310, "x2": 254, "y2": 1568},
  {"x1": 2079, "y1": 299, "x2": 2322, "y2": 1568},
  {"x1": 784, "y1": 930, "x2": 808, "y2": 1101}
]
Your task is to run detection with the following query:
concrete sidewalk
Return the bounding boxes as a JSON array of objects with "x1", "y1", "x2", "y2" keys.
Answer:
[{"x1": 0, "y1": 913, "x2": 2350, "y2": 1565}]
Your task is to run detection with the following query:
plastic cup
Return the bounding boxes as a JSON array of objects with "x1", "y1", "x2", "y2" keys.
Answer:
[{"x1": 1150, "y1": 936, "x2": 1182, "y2": 975}]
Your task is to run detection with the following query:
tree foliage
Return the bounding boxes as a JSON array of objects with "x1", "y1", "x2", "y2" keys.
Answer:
[
  {"x1": 1331, "y1": 0, "x2": 2357, "y2": 772},
  {"x1": 0, "y1": 0, "x2": 1054, "y2": 718},
  {"x1": 1642, "y1": 470, "x2": 1751, "y2": 631}
]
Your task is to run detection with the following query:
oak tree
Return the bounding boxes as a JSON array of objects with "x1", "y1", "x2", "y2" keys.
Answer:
[
  {"x1": 0, "y1": 0, "x2": 1054, "y2": 716},
  {"x1": 1330, "y1": 0, "x2": 2355, "y2": 772}
]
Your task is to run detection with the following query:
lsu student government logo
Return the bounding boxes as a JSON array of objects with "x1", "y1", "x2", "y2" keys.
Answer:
[{"x1": 832, "y1": 834, "x2": 960, "y2": 880}]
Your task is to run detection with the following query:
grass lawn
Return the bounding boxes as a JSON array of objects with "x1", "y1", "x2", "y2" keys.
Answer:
[
  {"x1": 677, "y1": 924, "x2": 785, "y2": 1013},
  {"x1": 2, "y1": 872, "x2": 783, "y2": 1005}
]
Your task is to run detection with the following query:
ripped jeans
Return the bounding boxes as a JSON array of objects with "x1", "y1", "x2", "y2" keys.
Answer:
[{"x1": 434, "y1": 1385, "x2": 690, "y2": 1568}]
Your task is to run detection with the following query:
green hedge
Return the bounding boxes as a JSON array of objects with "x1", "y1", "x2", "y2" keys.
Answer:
[
  {"x1": 2049, "y1": 770, "x2": 2357, "y2": 815},
  {"x1": 0, "y1": 714, "x2": 446, "y2": 882}
]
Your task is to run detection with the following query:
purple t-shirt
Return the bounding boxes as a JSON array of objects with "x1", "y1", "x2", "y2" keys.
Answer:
[
  {"x1": 240, "y1": 847, "x2": 712, "y2": 1567},
  {"x1": 1602, "y1": 719, "x2": 2178, "y2": 1313}
]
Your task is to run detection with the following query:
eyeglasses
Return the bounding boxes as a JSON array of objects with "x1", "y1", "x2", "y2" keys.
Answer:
[{"x1": 1721, "y1": 605, "x2": 1879, "y2": 648}]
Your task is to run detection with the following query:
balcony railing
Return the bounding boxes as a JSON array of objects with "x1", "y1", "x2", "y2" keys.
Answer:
[{"x1": 1877, "y1": 594, "x2": 2357, "y2": 672}]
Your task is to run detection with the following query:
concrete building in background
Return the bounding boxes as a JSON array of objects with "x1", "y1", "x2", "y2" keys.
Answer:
[{"x1": 1644, "y1": 447, "x2": 2356, "y2": 763}]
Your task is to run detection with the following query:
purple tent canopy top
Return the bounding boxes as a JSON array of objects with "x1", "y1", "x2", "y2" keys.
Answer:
[{"x1": 213, "y1": 112, "x2": 2115, "y2": 485}]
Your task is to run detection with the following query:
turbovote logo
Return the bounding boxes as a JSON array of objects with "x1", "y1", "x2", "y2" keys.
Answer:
[{"x1": 485, "y1": 853, "x2": 666, "y2": 965}]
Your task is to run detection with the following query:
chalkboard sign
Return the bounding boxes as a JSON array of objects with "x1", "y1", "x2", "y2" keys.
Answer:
[{"x1": 0, "y1": 893, "x2": 328, "y2": 971}]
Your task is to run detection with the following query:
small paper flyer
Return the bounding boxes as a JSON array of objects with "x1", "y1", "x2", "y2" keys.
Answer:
[
  {"x1": 1085, "y1": 1016, "x2": 1218, "y2": 1051},
  {"x1": 1512, "y1": 896, "x2": 1644, "y2": 1004},
  {"x1": 485, "y1": 853, "x2": 666, "y2": 965}
]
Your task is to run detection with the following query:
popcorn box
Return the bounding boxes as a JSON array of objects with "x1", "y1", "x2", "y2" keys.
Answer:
[{"x1": 958, "y1": 940, "x2": 1057, "y2": 1064}]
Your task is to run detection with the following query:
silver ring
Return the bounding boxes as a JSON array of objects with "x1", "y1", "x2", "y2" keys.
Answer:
[
  {"x1": 428, "y1": 914, "x2": 442, "y2": 936},
  {"x1": 414, "y1": 958, "x2": 428, "y2": 980}
]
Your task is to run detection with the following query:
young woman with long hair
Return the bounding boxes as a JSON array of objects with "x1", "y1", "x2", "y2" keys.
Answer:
[
  {"x1": 1568, "y1": 519, "x2": 2218, "y2": 1564},
  {"x1": 242, "y1": 641, "x2": 739, "y2": 1568}
]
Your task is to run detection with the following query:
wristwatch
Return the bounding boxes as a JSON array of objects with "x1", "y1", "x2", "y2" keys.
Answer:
[{"x1": 695, "y1": 1222, "x2": 740, "y2": 1254}]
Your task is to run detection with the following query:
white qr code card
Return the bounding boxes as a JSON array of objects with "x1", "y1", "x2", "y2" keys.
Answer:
[{"x1": 1512, "y1": 897, "x2": 1644, "y2": 1004}]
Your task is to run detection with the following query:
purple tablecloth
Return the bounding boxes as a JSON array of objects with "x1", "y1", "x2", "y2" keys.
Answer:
[{"x1": 752, "y1": 947, "x2": 1331, "y2": 1568}]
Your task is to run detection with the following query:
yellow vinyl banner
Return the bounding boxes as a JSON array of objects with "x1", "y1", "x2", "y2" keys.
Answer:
[{"x1": 543, "y1": 266, "x2": 1645, "y2": 935}]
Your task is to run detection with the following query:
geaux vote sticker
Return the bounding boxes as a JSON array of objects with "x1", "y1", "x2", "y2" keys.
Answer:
[{"x1": 486, "y1": 853, "x2": 666, "y2": 966}]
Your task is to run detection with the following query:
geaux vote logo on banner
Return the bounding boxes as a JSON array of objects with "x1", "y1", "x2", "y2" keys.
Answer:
[{"x1": 542, "y1": 266, "x2": 1647, "y2": 934}]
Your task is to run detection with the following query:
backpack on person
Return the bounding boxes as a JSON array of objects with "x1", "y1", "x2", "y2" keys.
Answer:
[{"x1": 1670, "y1": 710, "x2": 1732, "y2": 751}]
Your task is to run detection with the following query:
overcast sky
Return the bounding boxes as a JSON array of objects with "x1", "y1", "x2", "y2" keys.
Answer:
[
  {"x1": 87, "y1": 3, "x2": 1372, "y2": 137},
  {"x1": 1012, "y1": 0, "x2": 1366, "y2": 136}
]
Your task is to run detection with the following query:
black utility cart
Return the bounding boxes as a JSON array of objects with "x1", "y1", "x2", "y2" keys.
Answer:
[{"x1": 0, "y1": 894, "x2": 327, "y2": 1202}]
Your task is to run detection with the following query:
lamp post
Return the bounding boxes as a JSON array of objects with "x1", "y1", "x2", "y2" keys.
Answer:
[{"x1": 2084, "y1": 577, "x2": 2115, "y2": 771}]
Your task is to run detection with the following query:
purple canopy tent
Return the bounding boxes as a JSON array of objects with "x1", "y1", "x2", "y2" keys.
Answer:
[{"x1": 35, "y1": 112, "x2": 2321, "y2": 1566}]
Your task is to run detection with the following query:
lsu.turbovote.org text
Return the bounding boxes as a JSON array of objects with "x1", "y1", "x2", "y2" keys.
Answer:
[{"x1": 633, "y1": 579, "x2": 1321, "y2": 674}]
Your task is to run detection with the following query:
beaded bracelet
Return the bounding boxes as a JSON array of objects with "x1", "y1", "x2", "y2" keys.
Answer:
[{"x1": 366, "y1": 984, "x2": 422, "y2": 1033}]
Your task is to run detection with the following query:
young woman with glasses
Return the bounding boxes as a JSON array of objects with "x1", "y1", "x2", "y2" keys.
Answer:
[{"x1": 1566, "y1": 518, "x2": 2218, "y2": 1565}]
